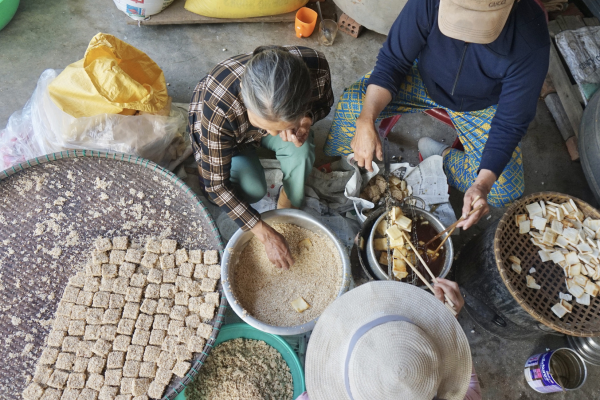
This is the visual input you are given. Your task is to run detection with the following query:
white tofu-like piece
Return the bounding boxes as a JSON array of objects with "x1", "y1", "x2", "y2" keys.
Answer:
[
  {"x1": 538, "y1": 250, "x2": 551, "y2": 263},
  {"x1": 200, "y1": 278, "x2": 217, "y2": 293},
  {"x1": 207, "y1": 265, "x2": 221, "y2": 280},
  {"x1": 550, "y1": 251, "x2": 566, "y2": 264},
  {"x1": 175, "y1": 292, "x2": 190, "y2": 306},
  {"x1": 170, "y1": 305, "x2": 188, "y2": 321},
  {"x1": 519, "y1": 220, "x2": 531, "y2": 234},
  {"x1": 578, "y1": 243, "x2": 593, "y2": 254},
  {"x1": 566, "y1": 252, "x2": 580, "y2": 266},
  {"x1": 173, "y1": 344, "x2": 192, "y2": 361},
  {"x1": 529, "y1": 268, "x2": 536, "y2": 274},
  {"x1": 567, "y1": 282, "x2": 585, "y2": 298},
  {"x1": 132, "y1": 329, "x2": 150, "y2": 346},
  {"x1": 107, "y1": 351, "x2": 126, "y2": 369},
  {"x1": 197, "y1": 323, "x2": 212, "y2": 339},
  {"x1": 114, "y1": 335, "x2": 132, "y2": 352},
  {"x1": 577, "y1": 292, "x2": 591, "y2": 305},
  {"x1": 551, "y1": 220, "x2": 564, "y2": 235},
  {"x1": 532, "y1": 217, "x2": 547, "y2": 231},
  {"x1": 563, "y1": 227, "x2": 580, "y2": 244},
  {"x1": 585, "y1": 281, "x2": 599, "y2": 297},
  {"x1": 142, "y1": 345, "x2": 161, "y2": 362},
  {"x1": 526, "y1": 202, "x2": 543, "y2": 218},
  {"x1": 129, "y1": 274, "x2": 147, "y2": 288},
  {"x1": 145, "y1": 284, "x2": 160, "y2": 299},
  {"x1": 511, "y1": 263, "x2": 522, "y2": 274},
  {"x1": 185, "y1": 314, "x2": 201, "y2": 329},
  {"x1": 526, "y1": 275, "x2": 540, "y2": 290},
  {"x1": 542, "y1": 230, "x2": 557, "y2": 245},
  {"x1": 574, "y1": 274, "x2": 589, "y2": 287},
  {"x1": 193, "y1": 265, "x2": 208, "y2": 280},
  {"x1": 156, "y1": 298, "x2": 174, "y2": 315},
  {"x1": 153, "y1": 314, "x2": 169, "y2": 331},
  {"x1": 551, "y1": 303, "x2": 569, "y2": 319}
]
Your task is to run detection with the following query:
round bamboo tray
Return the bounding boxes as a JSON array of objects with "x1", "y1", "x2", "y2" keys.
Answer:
[
  {"x1": 0, "y1": 150, "x2": 225, "y2": 397},
  {"x1": 495, "y1": 192, "x2": 600, "y2": 337}
]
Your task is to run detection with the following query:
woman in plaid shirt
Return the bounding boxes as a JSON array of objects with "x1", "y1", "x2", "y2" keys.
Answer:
[{"x1": 188, "y1": 45, "x2": 333, "y2": 268}]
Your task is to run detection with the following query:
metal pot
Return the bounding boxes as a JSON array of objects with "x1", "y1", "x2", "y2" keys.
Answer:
[
  {"x1": 366, "y1": 206, "x2": 453, "y2": 284},
  {"x1": 568, "y1": 335, "x2": 600, "y2": 366},
  {"x1": 221, "y1": 209, "x2": 352, "y2": 336}
]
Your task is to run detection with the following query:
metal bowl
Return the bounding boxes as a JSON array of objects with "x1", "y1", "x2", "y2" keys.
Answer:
[
  {"x1": 366, "y1": 206, "x2": 454, "y2": 284},
  {"x1": 568, "y1": 335, "x2": 600, "y2": 366},
  {"x1": 221, "y1": 209, "x2": 352, "y2": 336}
]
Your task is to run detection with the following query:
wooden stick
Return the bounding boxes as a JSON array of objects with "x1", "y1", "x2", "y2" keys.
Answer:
[
  {"x1": 433, "y1": 225, "x2": 457, "y2": 255},
  {"x1": 399, "y1": 253, "x2": 436, "y2": 293},
  {"x1": 425, "y1": 204, "x2": 484, "y2": 247},
  {"x1": 402, "y1": 232, "x2": 456, "y2": 309},
  {"x1": 400, "y1": 253, "x2": 457, "y2": 315},
  {"x1": 403, "y1": 232, "x2": 437, "y2": 282},
  {"x1": 470, "y1": 195, "x2": 481, "y2": 207}
]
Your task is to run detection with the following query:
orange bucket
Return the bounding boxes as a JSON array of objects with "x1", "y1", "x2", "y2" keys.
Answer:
[{"x1": 295, "y1": 7, "x2": 317, "y2": 38}]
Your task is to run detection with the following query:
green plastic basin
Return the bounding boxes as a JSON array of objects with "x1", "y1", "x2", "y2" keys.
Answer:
[
  {"x1": 0, "y1": 0, "x2": 19, "y2": 31},
  {"x1": 175, "y1": 323, "x2": 305, "y2": 399}
]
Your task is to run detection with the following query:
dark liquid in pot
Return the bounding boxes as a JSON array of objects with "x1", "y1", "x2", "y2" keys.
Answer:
[{"x1": 377, "y1": 216, "x2": 446, "y2": 285}]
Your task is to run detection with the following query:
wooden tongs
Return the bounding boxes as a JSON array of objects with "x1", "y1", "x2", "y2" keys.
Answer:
[{"x1": 424, "y1": 196, "x2": 484, "y2": 254}]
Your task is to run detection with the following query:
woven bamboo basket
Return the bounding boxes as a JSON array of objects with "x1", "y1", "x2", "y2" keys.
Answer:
[
  {"x1": 0, "y1": 151, "x2": 226, "y2": 398},
  {"x1": 495, "y1": 192, "x2": 600, "y2": 337}
]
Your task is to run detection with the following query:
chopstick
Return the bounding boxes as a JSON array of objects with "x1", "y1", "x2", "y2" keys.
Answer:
[
  {"x1": 399, "y1": 253, "x2": 458, "y2": 316},
  {"x1": 402, "y1": 232, "x2": 456, "y2": 309},
  {"x1": 424, "y1": 203, "x2": 484, "y2": 247},
  {"x1": 432, "y1": 225, "x2": 457, "y2": 255}
]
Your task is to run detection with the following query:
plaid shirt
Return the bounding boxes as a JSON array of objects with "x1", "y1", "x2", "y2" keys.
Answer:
[{"x1": 188, "y1": 46, "x2": 333, "y2": 231}]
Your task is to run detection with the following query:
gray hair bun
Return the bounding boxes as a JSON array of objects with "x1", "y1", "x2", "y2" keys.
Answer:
[{"x1": 241, "y1": 46, "x2": 312, "y2": 123}]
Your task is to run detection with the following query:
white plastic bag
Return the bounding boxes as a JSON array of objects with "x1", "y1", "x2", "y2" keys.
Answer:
[
  {"x1": 344, "y1": 154, "x2": 450, "y2": 221},
  {"x1": 0, "y1": 69, "x2": 189, "y2": 172},
  {"x1": 556, "y1": 26, "x2": 600, "y2": 103},
  {"x1": 113, "y1": 0, "x2": 175, "y2": 20}
]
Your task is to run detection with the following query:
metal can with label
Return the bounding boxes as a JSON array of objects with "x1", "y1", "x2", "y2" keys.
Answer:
[{"x1": 524, "y1": 348, "x2": 587, "y2": 393}]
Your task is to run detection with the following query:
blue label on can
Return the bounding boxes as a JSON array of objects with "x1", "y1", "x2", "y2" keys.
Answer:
[{"x1": 524, "y1": 351, "x2": 563, "y2": 393}]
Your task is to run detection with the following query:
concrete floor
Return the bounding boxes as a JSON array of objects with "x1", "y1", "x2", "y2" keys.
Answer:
[{"x1": 2, "y1": 1, "x2": 600, "y2": 399}]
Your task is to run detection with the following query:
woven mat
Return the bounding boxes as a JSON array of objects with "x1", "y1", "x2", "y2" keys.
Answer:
[
  {"x1": 495, "y1": 191, "x2": 600, "y2": 337},
  {"x1": 0, "y1": 151, "x2": 225, "y2": 397}
]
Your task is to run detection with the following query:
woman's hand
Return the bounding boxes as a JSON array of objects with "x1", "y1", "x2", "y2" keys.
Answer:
[
  {"x1": 351, "y1": 117, "x2": 382, "y2": 172},
  {"x1": 279, "y1": 116, "x2": 312, "y2": 147},
  {"x1": 457, "y1": 169, "x2": 495, "y2": 230},
  {"x1": 433, "y1": 278, "x2": 464, "y2": 316},
  {"x1": 251, "y1": 220, "x2": 294, "y2": 269}
]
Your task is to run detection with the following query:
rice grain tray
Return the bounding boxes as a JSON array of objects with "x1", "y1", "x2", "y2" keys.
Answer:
[
  {"x1": 0, "y1": 151, "x2": 225, "y2": 398},
  {"x1": 233, "y1": 223, "x2": 342, "y2": 327}
]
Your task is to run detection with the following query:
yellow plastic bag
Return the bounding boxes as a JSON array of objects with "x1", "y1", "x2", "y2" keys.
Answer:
[
  {"x1": 48, "y1": 33, "x2": 168, "y2": 118},
  {"x1": 184, "y1": 0, "x2": 308, "y2": 19}
]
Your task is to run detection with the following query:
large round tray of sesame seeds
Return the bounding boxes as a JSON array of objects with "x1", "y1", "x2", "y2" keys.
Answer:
[{"x1": 0, "y1": 150, "x2": 225, "y2": 398}]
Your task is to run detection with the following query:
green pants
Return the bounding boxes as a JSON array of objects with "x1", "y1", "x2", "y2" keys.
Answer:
[{"x1": 229, "y1": 131, "x2": 315, "y2": 207}]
